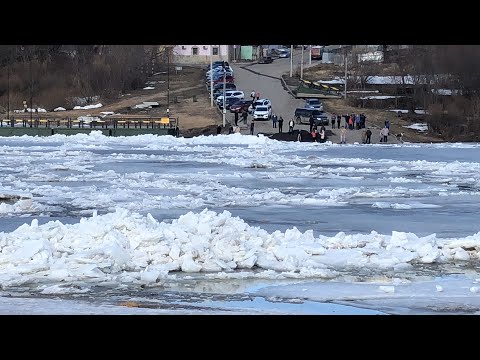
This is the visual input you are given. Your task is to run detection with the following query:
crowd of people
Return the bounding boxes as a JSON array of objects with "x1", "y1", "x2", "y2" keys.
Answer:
[{"x1": 222, "y1": 97, "x2": 400, "y2": 144}]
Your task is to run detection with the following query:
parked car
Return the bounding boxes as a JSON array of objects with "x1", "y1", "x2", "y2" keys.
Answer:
[
  {"x1": 253, "y1": 105, "x2": 272, "y2": 120},
  {"x1": 206, "y1": 66, "x2": 233, "y2": 75},
  {"x1": 304, "y1": 98, "x2": 324, "y2": 111},
  {"x1": 294, "y1": 108, "x2": 329, "y2": 125},
  {"x1": 258, "y1": 56, "x2": 273, "y2": 64},
  {"x1": 213, "y1": 85, "x2": 237, "y2": 96},
  {"x1": 211, "y1": 76, "x2": 234, "y2": 85},
  {"x1": 206, "y1": 70, "x2": 234, "y2": 81},
  {"x1": 209, "y1": 82, "x2": 236, "y2": 92},
  {"x1": 216, "y1": 90, "x2": 245, "y2": 105},
  {"x1": 206, "y1": 61, "x2": 230, "y2": 70},
  {"x1": 248, "y1": 98, "x2": 271, "y2": 113},
  {"x1": 206, "y1": 68, "x2": 234, "y2": 78},
  {"x1": 218, "y1": 96, "x2": 242, "y2": 110},
  {"x1": 229, "y1": 99, "x2": 253, "y2": 113},
  {"x1": 276, "y1": 48, "x2": 291, "y2": 58},
  {"x1": 212, "y1": 85, "x2": 237, "y2": 98}
]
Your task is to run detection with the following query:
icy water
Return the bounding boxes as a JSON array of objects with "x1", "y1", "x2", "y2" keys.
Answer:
[{"x1": 1, "y1": 133, "x2": 480, "y2": 314}]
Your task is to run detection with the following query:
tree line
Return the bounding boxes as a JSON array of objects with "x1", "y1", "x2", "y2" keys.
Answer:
[
  {"x1": 347, "y1": 45, "x2": 480, "y2": 141},
  {"x1": 0, "y1": 45, "x2": 170, "y2": 113}
]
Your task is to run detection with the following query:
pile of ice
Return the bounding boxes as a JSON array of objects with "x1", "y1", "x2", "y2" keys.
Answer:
[{"x1": 1, "y1": 208, "x2": 480, "y2": 289}]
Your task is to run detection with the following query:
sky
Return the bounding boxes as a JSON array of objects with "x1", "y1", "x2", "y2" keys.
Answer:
[{"x1": 1, "y1": 132, "x2": 480, "y2": 314}]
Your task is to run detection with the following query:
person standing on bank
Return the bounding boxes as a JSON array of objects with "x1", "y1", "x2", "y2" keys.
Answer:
[
  {"x1": 361, "y1": 128, "x2": 367, "y2": 144},
  {"x1": 278, "y1": 116, "x2": 284, "y2": 133},
  {"x1": 234, "y1": 111, "x2": 239, "y2": 126},
  {"x1": 380, "y1": 126, "x2": 389, "y2": 143},
  {"x1": 288, "y1": 118, "x2": 295, "y2": 133},
  {"x1": 340, "y1": 126, "x2": 347, "y2": 144},
  {"x1": 272, "y1": 113, "x2": 277, "y2": 128},
  {"x1": 331, "y1": 114, "x2": 336, "y2": 129},
  {"x1": 242, "y1": 109, "x2": 248, "y2": 124},
  {"x1": 309, "y1": 114, "x2": 315, "y2": 133},
  {"x1": 365, "y1": 128, "x2": 372, "y2": 144},
  {"x1": 250, "y1": 120, "x2": 255, "y2": 135},
  {"x1": 337, "y1": 115, "x2": 341, "y2": 129}
]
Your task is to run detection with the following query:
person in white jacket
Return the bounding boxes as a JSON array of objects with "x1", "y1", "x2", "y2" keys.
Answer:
[
  {"x1": 380, "y1": 126, "x2": 389, "y2": 143},
  {"x1": 288, "y1": 119, "x2": 295, "y2": 133}
]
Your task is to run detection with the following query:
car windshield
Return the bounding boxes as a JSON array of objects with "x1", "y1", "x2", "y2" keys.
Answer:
[
  {"x1": 308, "y1": 99, "x2": 320, "y2": 105},
  {"x1": 256, "y1": 106, "x2": 268, "y2": 112}
]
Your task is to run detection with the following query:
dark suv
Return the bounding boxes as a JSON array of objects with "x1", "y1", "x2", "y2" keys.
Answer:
[
  {"x1": 294, "y1": 108, "x2": 329, "y2": 126},
  {"x1": 230, "y1": 99, "x2": 253, "y2": 113}
]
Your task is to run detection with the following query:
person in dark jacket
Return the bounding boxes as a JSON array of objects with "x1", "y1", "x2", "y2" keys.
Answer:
[
  {"x1": 242, "y1": 109, "x2": 248, "y2": 124},
  {"x1": 365, "y1": 128, "x2": 372, "y2": 144},
  {"x1": 309, "y1": 114, "x2": 315, "y2": 133},
  {"x1": 272, "y1": 113, "x2": 278, "y2": 128},
  {"x1": 278, "y1": 116, "x2": 284, "y2": 133},
  {"x1": 216, "y1": 125, "x2": 222, "y2": 135}
]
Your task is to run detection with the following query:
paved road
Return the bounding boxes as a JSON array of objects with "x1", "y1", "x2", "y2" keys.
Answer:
[
  {"x1": 227, "y1": 50, "x2": 305, "y2": 134},
  {"x1": 226, "y1": 50, "x2": 399, "y2": 144}
]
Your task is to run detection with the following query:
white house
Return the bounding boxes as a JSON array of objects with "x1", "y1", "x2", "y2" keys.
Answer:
[{"x1": 172, "y1": 45, "x2": 230, "y2": 65}]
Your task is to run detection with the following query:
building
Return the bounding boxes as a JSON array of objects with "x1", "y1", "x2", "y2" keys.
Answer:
[{"x1": 172, "y1": 45, "x2": 230, "y2": 65}]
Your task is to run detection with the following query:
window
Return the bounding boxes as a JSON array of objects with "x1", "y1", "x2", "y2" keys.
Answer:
[
  {"x1": 213, "y1": 47, "x2": 219, "y2": 55},
  {"x1": 192, "y1": 47, "x2": 198, "y2": 55},
  {"x1": 181, "y1": 46, "x2": 186, "y2": 50}
]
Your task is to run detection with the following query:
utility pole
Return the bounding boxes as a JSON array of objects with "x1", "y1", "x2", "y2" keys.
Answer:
[
  {"x1": 344, "y1": 47, "x2": 348, "y2": 100},
  {"x1": 30, "y1": 58, "x2": 33, "y2": 124},
  {"x1": 167, "y1": 47, "x2": 170, "y2": 115},
  {"x1": 290, "y1": 45, "x2": 293, "y2": 77},
  {"x1": 7, "y1": 62, "x2": 10, "y2": 124},
  {"x1": 300, "y1": 45, "x2": 304, "y2": 79},
  {"x1": 222, "y1": 69, "x2": 226, "y2": 127},
  {"x1": 309, "y1": 45, "x2": 312, "y2": 65},
  {"x1": 210, "y1": 45, "x2": 214, "y2": 107}
]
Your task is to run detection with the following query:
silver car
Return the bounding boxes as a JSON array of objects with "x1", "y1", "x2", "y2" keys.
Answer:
[{"x1": 305, "y1": 98, "x2": 324, "y2": 111}]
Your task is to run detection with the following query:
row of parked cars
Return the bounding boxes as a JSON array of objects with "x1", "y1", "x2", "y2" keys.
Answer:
[{"x1": 205, "y1": 61, "x2": 273, "y2": 120}]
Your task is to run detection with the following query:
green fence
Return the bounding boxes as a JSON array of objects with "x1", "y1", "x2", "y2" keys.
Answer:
[{"x1": 0, "y1": 128, "x2": 177, "y2": 137}]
